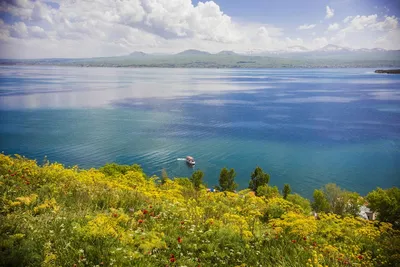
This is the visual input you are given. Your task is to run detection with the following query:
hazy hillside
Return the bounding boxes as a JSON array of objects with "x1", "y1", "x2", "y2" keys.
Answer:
[{"x1": 1, "y1": 46, "x2": 400, "y2": 68}]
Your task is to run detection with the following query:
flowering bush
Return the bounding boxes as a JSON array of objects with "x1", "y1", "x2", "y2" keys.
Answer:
[{"x1": 0, "y1": 153, "x2": 399, "y2": 266}]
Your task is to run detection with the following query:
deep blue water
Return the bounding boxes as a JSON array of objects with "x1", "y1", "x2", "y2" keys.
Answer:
[{"x1": 1, "y1": 66, "x2": 399, "y2": 197}]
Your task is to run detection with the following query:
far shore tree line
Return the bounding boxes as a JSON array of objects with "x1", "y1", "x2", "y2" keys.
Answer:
[{"x1": 159, "y1": 166, "x2": 400, "y2": 229}]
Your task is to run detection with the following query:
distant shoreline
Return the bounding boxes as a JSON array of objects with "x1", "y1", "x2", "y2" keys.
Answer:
[
  {"x1": 1, "y1": 51, "x2": 400, "y2": 69},
  {"x1": 375, "y1": 69, "x2": 400, "y2": 74},
  {"x1": 2, "y1": 63, "x2": 400, "y2": 69}
]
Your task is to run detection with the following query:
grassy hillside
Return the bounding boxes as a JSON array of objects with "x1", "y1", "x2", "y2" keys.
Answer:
[{"x1": 1, "y1": 154, "x2": 399, "y2": 266}]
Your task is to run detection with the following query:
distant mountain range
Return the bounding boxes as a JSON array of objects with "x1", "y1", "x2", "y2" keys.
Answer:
[
  {"x1": 124, "y1": 44, "x2": 400, "y2": 57},
  {"x1": 127, "y1": 45, "x2": 397, "y2": 57},
  {"x1": 1, "y1": 45, "x2": 399, "y2": 68},
  {"x1": 128, "y1": 51, "x2": 148, "y2": 57},
  {"x1": 176, "y1": 49, "x2": 211, "y2": 56}
]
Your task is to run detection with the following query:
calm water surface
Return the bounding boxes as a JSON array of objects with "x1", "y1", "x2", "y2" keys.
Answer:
[{"x1": 1, "y1": 66, "x2": 399, "y2": 196}]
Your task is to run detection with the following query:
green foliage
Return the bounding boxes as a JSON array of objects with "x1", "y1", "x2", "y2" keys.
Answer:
[
  {"x1": 367, "y1": 187, "x2": 400, "y2": 228},
  {"x1": 264, "y1": 198, "x2": 297, "y2": 220},
  {"x1": 344, "y1": 191, "x2": 364, "y2": 216},
  {"x1": 217, "y1": 167, "x2": 238, "y2": 192},
  {"x1": 160, "y1": 168, "x2": 168, "y2": 185},
  {"x1": 99, "y1": 162, "x2": 143, "y2": 176},
  {"x1": 283, "y1": 184, "x2": 291, "y2": 199},
  {"x1": 312, "y1": 189, "x2": 330, "y2": 213},
  {"x1": 311, "y1": 184, "x2": 363, "y2": 217},
  {"x1": 190, "y1": 170, "x2": 204, "y2": 190},
  {"x1": 312, "y1": 184, "x2": 363, "y2": 216},
  {"x1": 287, "y1": 194, "x2": 312, "y2": 215},
  {"x1": 324, "y1": 183, "x2": 347, "y2": 215},
  {"x1": 256, "y1": 184, "x2": 280, "y2": 199},
  {"x1": 249, "y1": 166, "x2": 270, "y2": 195}
]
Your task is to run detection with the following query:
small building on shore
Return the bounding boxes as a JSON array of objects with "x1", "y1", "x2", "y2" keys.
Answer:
[{"x1": 359, "y1": 205, "x2": 377, "y2": 221}]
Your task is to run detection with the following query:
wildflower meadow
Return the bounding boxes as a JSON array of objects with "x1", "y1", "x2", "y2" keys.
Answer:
[{"x1": 0, "y1": 154, "x2": 399, "y2": 266}]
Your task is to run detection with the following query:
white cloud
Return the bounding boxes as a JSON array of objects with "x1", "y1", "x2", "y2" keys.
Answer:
[
  {"x1": 374, "y1": 29, "x2": 400, "y2": 50},
  {"x1": 384, "y1": 6, "x2": 390, "y2": 13},
  {"x1": 325, "y1": 6, "x2": 334, "y2": 19},
  {"x1": 327, "y1": 15, "x2": 399, "y2": 49},
  {"x1": 312, "y1": 37, "x2": 329, "y2": 48},
  {"x1": 327, "y1": 23, "x2": 340, "y2": 31},
  {"x1": 342, "y1": 15, "x2": 397, "y2": 32},
  {"x1": 343, "y1": 16, "x2": 352, "y2": 23},
  {"x1": 29, "y1": 26, "x2": 48, "y2": 39},
  {"x1": 343, "y1": 15, "x2": 377, "y2": 31},
  {"x1": 49, "y1": 0, "x2": 243, "y2": 43},
  {"x1": 285, "y1": 37, "x2": 304, "y2": 46},
  {"x1": 9, "y1": 22, "x2": 28, "y2": 38},
  {"x1": 298, "y1": 24, "x2": 316, "y2": 30},
  {"x1": 369, "y1": 15, "x2": 398, "y2": 31},
  {"x1": 0, "y1": 1, "x2": 399, "y2": 57}
]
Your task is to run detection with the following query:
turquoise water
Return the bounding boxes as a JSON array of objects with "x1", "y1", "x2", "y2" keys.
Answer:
[{"x1": 1, "y1": 66, "x2": 399, "y2": 197}]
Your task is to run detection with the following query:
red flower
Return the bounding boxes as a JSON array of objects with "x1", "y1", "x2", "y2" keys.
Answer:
[
  {"x1": 177, "y1": 236, "x2": 182, "y2": 243},
  {"x1": 312, "y1": 242, "x2": 317, "y2": 247},
  {"x1": 112, "y1": 213, "x2": 118, "y2": 218},
  {"x1": 138, "y1": 219, "x2": 144, "y2": 224},
  {"x1": 180, "y1": 221, "x2": 185, "y2": 225},
  {"x1": 11, "y1": 174, "x2": 14, "y2": 177},
  {"x1": 358, "y1": 255, "x2": 363, "y2": 260},
  {"x1": 303, "y1": 237, "x2": 307, "y2": 241},
  {"x1": 149, "y1": 205, "x2": 152, "y2": 209},
  {"x1": 170, "y1": 254, "x2": 176, "y2": 263},
  {"x1": 26, "y1": 181, "x2": 30, "y2": 185},
  {"x1": 344, "y1": 261, "x2": 349, "y2": 265},
  {"x1": 291, "y1": 240, "x2": 296, "y2": 243},
  {"x1": 142, "y1": 209, "x2": 149, "y2": 215}
]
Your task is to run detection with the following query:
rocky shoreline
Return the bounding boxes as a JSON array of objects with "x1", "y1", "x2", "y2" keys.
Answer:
[{"x1": 375, "y1": 69, "x2": 400, "y2": 74}]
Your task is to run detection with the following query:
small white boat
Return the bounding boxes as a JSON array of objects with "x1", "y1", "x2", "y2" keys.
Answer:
[{"x1": 186, "y1": 156, "x2": 195, "y2": 165}]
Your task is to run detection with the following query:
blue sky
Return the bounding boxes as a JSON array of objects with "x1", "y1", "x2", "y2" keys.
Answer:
[
  {"x1": 200, "y1": 0, "x2": 399, "y2": 33},
  {"x1": 0, "y1": 0, "x2": 399, "y2": 58},
  {"x1": 201, "y1": 0, "x2": 398, "y2": 21}
]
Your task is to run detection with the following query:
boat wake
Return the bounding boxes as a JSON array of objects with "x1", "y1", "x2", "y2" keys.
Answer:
[{"x1": 177, "y1": 158, "x2": 186, "y2": 161}]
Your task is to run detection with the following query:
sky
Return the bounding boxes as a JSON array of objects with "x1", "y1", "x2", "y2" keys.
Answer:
[{"x1": 0, "y1": 0, "x2": 399, "y2": 58}]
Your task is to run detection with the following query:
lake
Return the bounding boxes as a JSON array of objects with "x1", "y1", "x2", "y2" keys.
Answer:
[{"x1": 0, "y1": 66, "x2": 399, "y2": 197}]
